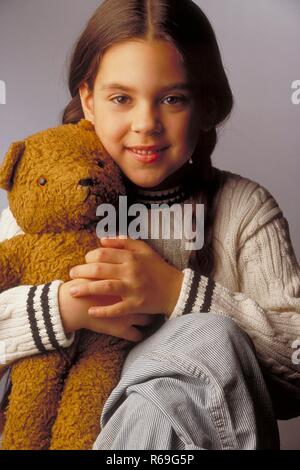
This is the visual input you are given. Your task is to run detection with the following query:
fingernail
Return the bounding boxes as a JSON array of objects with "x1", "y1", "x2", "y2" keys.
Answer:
[
  {"x1": 69, "y1": 269, "x2": 74, "y2": 277},
  {"x1": 70, "y1": 287, "x2": 79, "y2": 296}
]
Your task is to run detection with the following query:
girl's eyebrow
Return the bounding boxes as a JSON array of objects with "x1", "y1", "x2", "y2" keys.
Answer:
[{"x1": 100, "y1": 82, "x2": 193, "y2": 92}]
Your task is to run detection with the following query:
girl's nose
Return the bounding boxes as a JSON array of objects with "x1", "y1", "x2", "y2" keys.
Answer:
[{"x1": 131, "y1": 105, "x2": 163, "y2": 134}]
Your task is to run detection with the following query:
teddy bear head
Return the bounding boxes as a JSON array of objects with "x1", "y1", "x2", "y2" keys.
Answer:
[{"x1": 0, "y1": 119, "x2": 126, "y2": 234}]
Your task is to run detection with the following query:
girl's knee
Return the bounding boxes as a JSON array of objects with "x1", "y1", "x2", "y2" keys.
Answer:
[
  {"x1": 125, "y1": 311, "x2": 253, "y2": 370},
  {"x1": 167, "y1": 312, "x2": 255, "y2": 358},
  {"x1": 173, "y1": 311, "x2": 248, "y2": 341}
]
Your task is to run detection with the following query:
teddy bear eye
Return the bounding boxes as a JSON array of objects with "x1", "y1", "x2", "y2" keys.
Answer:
[
  {"x1": 38, "y1": 177, "x2": 47, "y2": 186},
  {"x1": 97, "y1": 160, "x2": 105, "y2": 168}
]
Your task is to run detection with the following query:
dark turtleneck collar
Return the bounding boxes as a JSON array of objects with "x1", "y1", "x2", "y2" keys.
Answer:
[
  {"x1": 124, "y1": 166, "x2": 222, "y2": 207},
  {"x1": 127, "y1": 181, "x2": 193, "y2": 206},
  {"x1": 123, "y1": 160, "x2": 196, "y2": 206}
]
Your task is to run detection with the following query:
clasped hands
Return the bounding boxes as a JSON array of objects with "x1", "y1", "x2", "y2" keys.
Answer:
[{"x1": 69, "y1": 236, "x2": 183, "y2": 319}]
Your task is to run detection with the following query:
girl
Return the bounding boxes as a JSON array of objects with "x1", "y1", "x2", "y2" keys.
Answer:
[{"x1": 1, "y1": 0, "x2": 300, "y2": 450}]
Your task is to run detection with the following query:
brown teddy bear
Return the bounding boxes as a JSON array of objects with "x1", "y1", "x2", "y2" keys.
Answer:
[{"x1": 0, "y1": 119, "x2": 132, "y2": 450}]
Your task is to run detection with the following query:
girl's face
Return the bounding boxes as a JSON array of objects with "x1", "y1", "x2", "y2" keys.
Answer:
[{"x1": 80, "y1": 40, "x2": 201, "y2": 189}]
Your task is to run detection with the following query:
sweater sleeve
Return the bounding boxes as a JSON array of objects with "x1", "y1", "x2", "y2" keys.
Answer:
[
  {"x1": 0, "y1": 207, "x2": 74, "y2": 367},
  {"x1": 0, "y1": 207, "x2": 25, "y2": 242},
  {"x1": 170, "y1": 187, "x2": 300, "y2": 395}
]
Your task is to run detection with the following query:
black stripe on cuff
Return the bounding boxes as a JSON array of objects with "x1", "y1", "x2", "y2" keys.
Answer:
[
  {"x1": 200, "y1": 279, "x2": 216, "y2": 313},
  {"x1": 182, "y1": 270, "x2": 202, "y2": 315},
  {"x1": 27, "y1": 286, "x2": 47, "y2": 353},
  {"x1": 40, "y1": 282, "x2": 61, "y2": 350}
]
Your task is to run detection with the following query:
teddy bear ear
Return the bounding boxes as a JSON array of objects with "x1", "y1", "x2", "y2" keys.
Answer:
[
  {"x1": 0, "y1": 141, "x2": 25, "y2": 191},
  {"x1": 78, "y1": 119, "x2": 95, "y2": 131}
]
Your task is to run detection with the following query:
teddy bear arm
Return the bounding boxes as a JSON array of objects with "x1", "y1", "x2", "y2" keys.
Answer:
[{"x1": 0, "y1": 238, "x2": 22, "y2": 292}]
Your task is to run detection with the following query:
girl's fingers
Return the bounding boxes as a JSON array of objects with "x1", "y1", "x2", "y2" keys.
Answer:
[
  {"x1": 128, "y1": 314, "x2": 153, "y2": 326},
  {"x1": 121, "y1": 327, "x2": 144, "y2": 343},
  {"x1": 88, "y1": 318, "x2": 143, "y2": 343},
  {"x1": 69, "y1": 262, "x2": 121, "y2": 280},
  {"x1": 69, "y1": 279, "x2": 126, "y2": 297},
  {"x1": 88, "y1": 300, "x2": 133, "y2": 318},
  {"x1": 85, "y1": 247, "x2": 129, "y2": 264}
]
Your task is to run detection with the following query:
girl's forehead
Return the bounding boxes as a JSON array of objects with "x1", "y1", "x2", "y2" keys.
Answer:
[
  {"x1": 105, "y1": 40, "x2": 183, "y2": 65},
  {"x1": 96, "y1": 40, "x2": 187, "y2": 83},
  {"x1": 103, "y1": 38, "x2": 180, "y2": 56}
]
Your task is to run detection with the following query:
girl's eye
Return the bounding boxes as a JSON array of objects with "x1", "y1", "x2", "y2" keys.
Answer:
[
  {"x1": 163, "y1": 95, "x2": 187, "y2": 106},
  {"x1": 110, "y1": 95, "x2": 188, "y2": 106},
  {"x1": 111, "y1": 95, "x2": 130, "y2": 105}
]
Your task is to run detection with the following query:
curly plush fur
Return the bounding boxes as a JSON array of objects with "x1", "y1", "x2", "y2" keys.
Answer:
[{"x1": 0, "y1": 120, "x2": 132, "y2": 449}]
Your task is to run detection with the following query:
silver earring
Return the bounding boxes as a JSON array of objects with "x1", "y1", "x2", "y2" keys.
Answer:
[{"x1": 189, "y1": 157, "x2": 193, "y2": 165}]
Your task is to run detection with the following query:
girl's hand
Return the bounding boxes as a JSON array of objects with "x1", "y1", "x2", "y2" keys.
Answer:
[
  {"x1": 68, "y1": 237, "x2": 184, "y2": 318},
  {"x1": 58, "y1": 279, "x2": 153, "y2": 342}
]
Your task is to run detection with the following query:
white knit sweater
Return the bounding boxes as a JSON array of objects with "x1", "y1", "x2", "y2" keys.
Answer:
[{"x1": 1, "y1": 169, "x2": 300, "y2": 398}]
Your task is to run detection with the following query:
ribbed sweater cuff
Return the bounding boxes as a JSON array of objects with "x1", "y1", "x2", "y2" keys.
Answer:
[
  {"x1": 169, "y1": 268, "x2": 216, "y2": 319},
  {"x1": 0, "y1": 281, "x2": 75, "y2": 365}
]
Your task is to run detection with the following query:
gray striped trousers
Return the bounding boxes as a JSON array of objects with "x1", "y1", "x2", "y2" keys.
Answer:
[{"x1": 93, "y1": 312, "x2": 280, "y2": 450}]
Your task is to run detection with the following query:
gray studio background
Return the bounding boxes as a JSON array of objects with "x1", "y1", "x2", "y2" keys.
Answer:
[{"x1": 0, "y1": 0, "x2": 299, "y2": 449}]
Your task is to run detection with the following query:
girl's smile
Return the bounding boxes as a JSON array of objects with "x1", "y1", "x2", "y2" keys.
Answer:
[
  {"x1": 126, "y1": 145, "x2": 170, "y2": 164},
  {"x1": 79, "y1": 39, "x2": 201, "y2": 190}
]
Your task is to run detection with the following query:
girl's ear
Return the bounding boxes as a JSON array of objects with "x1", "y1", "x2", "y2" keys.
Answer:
[
  {"x1": 79, "y1": 82, "x2": 95, "y2": 124},
  {"x1": 0, "y1": 141, "x2": 25, "y2": 191}
]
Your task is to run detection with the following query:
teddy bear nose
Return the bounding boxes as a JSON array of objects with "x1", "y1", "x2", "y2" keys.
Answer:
[{"x1": 78, "y1": 178, "x2": 96, "y2": 187}]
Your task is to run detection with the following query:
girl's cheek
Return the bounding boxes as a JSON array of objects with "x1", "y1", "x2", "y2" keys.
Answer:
[{"x1": 110, "y1": 126, "x2": 129, "y2": 145}]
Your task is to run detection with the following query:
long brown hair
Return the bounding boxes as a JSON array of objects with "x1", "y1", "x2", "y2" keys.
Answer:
[{"x1": 62, "y1": 0, "x2": 233, "y2": 278}]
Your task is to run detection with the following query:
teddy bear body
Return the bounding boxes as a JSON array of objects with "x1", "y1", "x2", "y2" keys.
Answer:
[
  {"x1": 0, "y1": 230, "x2": 99, "y2": 287},
  {"x1": 0, "y1": 120, "x2": 131, "y2": 450}
]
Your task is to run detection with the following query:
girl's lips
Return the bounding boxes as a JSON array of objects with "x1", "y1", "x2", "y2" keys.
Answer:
[{"x1": 127, "y1": 146, "x2": 168, "y2": 164}]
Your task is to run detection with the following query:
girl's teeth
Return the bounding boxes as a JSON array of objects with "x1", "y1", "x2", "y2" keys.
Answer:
[{"x1": 132, "y1": 149, "x2": 161, "y2": 155}]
